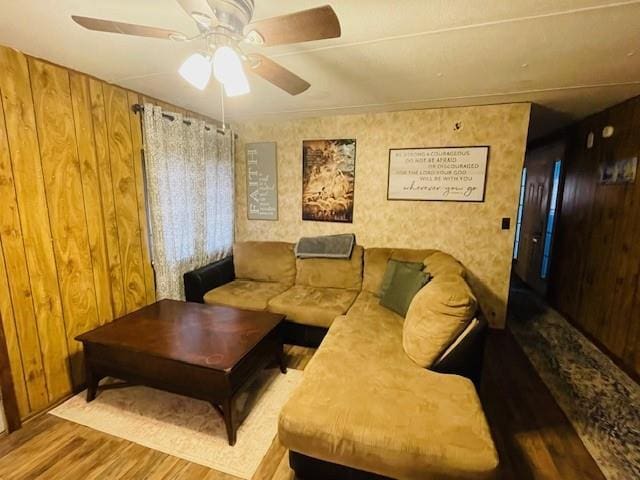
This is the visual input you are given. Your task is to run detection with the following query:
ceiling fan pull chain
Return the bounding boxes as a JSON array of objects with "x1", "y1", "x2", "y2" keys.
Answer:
[{"x1": 220, "y1": 86, "x2": 226, "y2": 130}]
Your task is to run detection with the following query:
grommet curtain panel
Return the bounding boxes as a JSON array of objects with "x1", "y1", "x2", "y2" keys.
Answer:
[{"x1": 142, "y1": 104, "x2": 234, "y2": 300}]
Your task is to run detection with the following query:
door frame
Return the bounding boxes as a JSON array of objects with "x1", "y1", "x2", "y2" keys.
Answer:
[{"x1": 513, "y1": 139, "x2": 567, "y2": 295}]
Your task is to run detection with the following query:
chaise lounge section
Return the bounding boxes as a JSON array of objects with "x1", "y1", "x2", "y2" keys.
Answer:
[{"x1": 184, "y1": 241, "x2": 498, "y2": 479}]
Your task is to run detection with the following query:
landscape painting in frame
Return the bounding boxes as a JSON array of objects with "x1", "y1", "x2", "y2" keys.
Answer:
[{"x1": 302, "y1": 139, "x2": 356, "y2": 223}]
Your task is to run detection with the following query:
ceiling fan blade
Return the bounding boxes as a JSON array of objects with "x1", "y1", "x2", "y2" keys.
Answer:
[
  {"x1": 71, "y1": 15, "x2": 185, "y2": 40},
  {"x1": 245, "y1": 54, "x2": 310, "y2": 95},
  {"x1": 245, "y1": 5, "x2": 341, "y2": 46}
]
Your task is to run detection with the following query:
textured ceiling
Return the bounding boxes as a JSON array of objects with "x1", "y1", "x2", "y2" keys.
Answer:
[{"x1": 0, "y1": 0, "x2": 639, "y2": 138}]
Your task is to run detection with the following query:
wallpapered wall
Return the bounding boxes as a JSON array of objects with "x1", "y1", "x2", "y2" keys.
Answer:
[{"x1": 234, "y1": 104, "x2": 531, "y2": 327}]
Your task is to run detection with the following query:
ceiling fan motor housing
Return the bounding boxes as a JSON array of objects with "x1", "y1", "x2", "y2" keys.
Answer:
[{"x1": 207, "y1": 0, "x2": 254, "y2": 36}]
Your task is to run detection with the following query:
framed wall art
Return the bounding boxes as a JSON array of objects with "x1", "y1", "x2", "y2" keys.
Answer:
[
  {"x1": 246, "y1": 142, "x2": 278, "y2": 220},
  {"x1": 599, "y1": 156, "x2": 637, "y2": 184},
  {"x1": 302, "y1": 139, "x2": 356, "y2": 223},
  {"x1": 388, "y1": 146, "x2": 489, "y2": 202}
]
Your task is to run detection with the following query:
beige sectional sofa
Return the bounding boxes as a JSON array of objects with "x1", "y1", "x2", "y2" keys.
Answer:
[{"x1": 184, "y1": 241, "x2": 498, "y2": 479}]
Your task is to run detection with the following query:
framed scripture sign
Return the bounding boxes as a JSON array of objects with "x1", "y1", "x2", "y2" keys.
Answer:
[
  {"x1": 388, "y1": 146, "x2": 489, "y2": 202},
  {"x1": 246, "y1": 142, "x2": 278, "y2": 220}
]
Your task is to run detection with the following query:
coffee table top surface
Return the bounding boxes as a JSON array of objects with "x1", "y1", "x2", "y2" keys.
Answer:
[{"x1": 76, "y1": 299, "x2": 284, "y2": 371}]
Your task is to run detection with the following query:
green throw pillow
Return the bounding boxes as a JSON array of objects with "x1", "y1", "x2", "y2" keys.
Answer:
[
  {"x1": 380, "y1": 263, "x2": 431, "y2": 317},
  {"x1": 379, "y1": 259, "x2": 424, "y2": 298}
]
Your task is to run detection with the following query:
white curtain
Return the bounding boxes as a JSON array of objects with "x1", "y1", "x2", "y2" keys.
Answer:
[{"x1": 142, "y1": 104, "x2": 234, "y2": 300}]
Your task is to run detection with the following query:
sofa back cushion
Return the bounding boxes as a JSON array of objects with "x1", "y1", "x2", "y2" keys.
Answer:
[
  {"x1": 295, "y1": 245, "x2": 364, "y2": 290},
  {"x1": 233, "y1": 241, "x2": 296, "y2": 284},
  {"x1": 402, "y1": 274, "x2": 477, "y2": 368},
  {"x1": 362, "y1": 248, "x2": 437, "y2": 296},
  {"x1": 423, "y1": 251, "x2": 466, "y2": 278}
]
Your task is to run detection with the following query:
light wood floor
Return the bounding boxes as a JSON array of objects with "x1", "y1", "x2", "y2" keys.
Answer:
[
  {"x1": 0, "y1": 339, "x2": 605, "y2": 479},
  {"x1": 0, "y1": 346, "x2": 313, "y2": 480}
]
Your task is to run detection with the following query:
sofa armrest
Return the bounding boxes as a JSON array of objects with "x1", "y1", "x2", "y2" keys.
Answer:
[
  {"x1": 431, "y1": 313, "x2": 488, "y2": 387},
  {"x1": 183, "y1": 256, "x2": 235, "y2": 303}
]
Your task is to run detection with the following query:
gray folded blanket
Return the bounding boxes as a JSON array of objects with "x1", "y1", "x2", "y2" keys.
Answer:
[{"x1": 295, "y1": 234, "x2": 355, "y2": 259}]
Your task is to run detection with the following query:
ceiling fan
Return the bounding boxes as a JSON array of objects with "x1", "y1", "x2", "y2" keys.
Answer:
[{"x1": 72, "y1": 0, "x2": 342, "y2": 96}]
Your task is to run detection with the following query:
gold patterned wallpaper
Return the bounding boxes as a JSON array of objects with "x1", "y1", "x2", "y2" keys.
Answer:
[{"x1": 234, "y1": 104, "x2": 531, "y2": 327}]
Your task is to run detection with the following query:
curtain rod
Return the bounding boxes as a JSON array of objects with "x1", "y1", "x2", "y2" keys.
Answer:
[{"x1": 132, "y1": 104, "x2": 233, "y2": 137}]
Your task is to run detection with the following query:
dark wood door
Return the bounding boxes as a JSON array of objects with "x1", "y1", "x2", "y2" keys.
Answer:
[{"x1": 514, "y1": 141, "x2": 565, "y2": 295}]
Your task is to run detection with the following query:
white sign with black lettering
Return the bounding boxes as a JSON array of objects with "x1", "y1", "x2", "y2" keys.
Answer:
[{"x1": 388, "y1": 146, "x2": 489, "y2": 202}]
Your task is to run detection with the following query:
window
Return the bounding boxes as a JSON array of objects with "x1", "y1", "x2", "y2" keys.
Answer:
[
  {"x1": 540, "y1": 160, "x2": 562, "y2": 279},
  {"x1": 513, "y1": 167, "x2": 527, "y2": 259}
]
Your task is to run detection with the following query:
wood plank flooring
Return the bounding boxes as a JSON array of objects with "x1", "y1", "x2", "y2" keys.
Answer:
[{"x1": 0, "y1": 339, "x2": 604, "y2": 479}]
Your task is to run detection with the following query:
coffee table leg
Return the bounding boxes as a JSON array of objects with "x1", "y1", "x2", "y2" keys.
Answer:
[
  {"x1": 221, "y1": 397, "x2": 236, "y2": 446},
  {"x1": 86, "y1": 363, "x2": 99, "y2": 402}
]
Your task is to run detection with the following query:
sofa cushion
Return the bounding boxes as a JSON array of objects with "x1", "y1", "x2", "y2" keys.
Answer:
[
  {"x1": 268, "y1": 285, "x2": 358, "y2": 328},
  {"x1": 203, "y1": 280, "x2": 290, "y2": 311},
  {"x1": 379, "y1": 259, "x2": 424, "y2": 298},
  {"x1": 362, "y1": 247, "x2": 437, "y2": 296},
  {"x1": 403, "y1": 274, "x2": 477, "y2": 368},
  {"x1": 279, "y1": 291, "x2": 498, "y2": 480},
  {"x1": 423, "y1": 251, "x2": 466, "y2": 278},
  {"x1": 379, "y1": 264, "x2": 430, "y2": 317},
  {"x1": 233, "y1": 241, "x2": 296, "y2": 284},
  {"x1": 295, "y1": 245, "x2": 363, "y2": 290}
]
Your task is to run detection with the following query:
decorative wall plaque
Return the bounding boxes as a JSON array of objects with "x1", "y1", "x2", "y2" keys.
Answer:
[
  {"x1": 246, "y1": 142, "x2": 278, "y2": 220},
  {"x1": 599, "y1": 156, "x2": 637, "y2": 184},
  {"x1": 388, "y1": 146, "x2": 489, "y2": 202}
]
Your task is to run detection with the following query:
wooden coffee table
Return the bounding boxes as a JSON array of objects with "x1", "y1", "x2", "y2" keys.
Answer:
[{"x1": 76, "y1": 299, "x2": 286, "y2": 445}]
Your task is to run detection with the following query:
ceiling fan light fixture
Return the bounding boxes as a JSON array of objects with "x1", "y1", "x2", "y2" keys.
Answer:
[
  {"x1": 178, "y1": 52, "x2": 212, "y2": 90},
  {"x1": 223, "y1": 73, "x2": 250, "y2": 97},
  {"x1": 213, "y1": 46, "x2": 250, "y2": 96}
]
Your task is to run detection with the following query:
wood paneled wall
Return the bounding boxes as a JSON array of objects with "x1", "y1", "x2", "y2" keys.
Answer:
[
  {"x1": 0, "y1": 45, "x2": 215, "y2": 420},
  {"x1": 550, "y1": 95, "x2": 640, "y2": 378}
]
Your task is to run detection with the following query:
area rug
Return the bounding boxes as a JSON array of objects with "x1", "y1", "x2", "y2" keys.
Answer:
[
  {"x1": 509, "y1": 285, "x2": 640, "y2": 480},
  {"x1": 50, "y1": 368, "x2": 302, "y2": 479}
]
